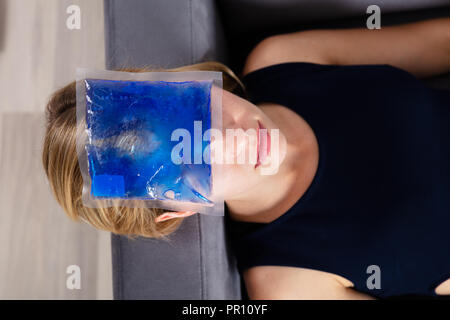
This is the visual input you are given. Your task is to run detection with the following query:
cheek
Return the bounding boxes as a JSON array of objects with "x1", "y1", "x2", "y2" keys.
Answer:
[
  {"x1": 222, "y1": 107, "x2": 237, "y2": 129},
  {"x1": 219, "y1": 163, "x2": 260, "y2": 200},
  {"x1": 222, "y1": 91, "x2": 260, "y2": 130}
]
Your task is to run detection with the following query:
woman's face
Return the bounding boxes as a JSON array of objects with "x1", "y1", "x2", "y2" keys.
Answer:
[{"x1": 215, "y1": 89, "x2": 287, "y2": 201}]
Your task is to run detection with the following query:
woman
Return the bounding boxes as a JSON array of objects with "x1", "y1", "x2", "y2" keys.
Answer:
[{"x1": 43, "y1": 17, "x2": 450, "y2": 299}]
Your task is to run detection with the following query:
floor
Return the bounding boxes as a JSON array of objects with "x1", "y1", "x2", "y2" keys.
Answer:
[{"x1": 0, "y1": 0, "x2": 112, "y2": 299}]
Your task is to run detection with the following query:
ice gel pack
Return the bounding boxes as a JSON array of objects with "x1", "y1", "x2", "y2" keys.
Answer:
[{"x1": 76, "y1": 68, "x2": 223, "y2": 215}]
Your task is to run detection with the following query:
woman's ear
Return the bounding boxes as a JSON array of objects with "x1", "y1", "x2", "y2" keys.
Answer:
[{"x1": 155, "y1": 211, "x2": 197, "y2": 223}]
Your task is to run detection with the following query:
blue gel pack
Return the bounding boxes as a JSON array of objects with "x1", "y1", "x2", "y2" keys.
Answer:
[{"x1": 84, "y1": 79, "x2": 213, "y2": 204}]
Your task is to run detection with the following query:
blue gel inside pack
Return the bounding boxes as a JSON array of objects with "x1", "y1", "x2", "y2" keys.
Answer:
[{"x1": 84, "y1": 79, "x2": 212, "y2": 204}]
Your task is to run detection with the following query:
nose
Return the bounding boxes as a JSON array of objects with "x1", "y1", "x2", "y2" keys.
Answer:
[
  {"x1": 222, "y1": 90, "x2": 250, "y2": 129},
  {"x1": 222, "y1": 105, "x2": 237, "y2": 130}
]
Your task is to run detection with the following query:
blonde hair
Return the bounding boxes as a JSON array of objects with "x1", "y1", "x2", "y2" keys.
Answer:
[{"x1": 42, "y1": 62, "x2": 244, "y2": 239}]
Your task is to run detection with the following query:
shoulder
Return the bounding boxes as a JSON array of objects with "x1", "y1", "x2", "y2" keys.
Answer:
[
  {"x1": 243, "y1": 265, "x2": 374, "y2": 300},
  {"x1": 242, "y1": 33, "x2": 333, "y2": 77}
]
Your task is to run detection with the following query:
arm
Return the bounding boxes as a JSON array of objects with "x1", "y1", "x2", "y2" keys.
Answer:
[
  {"x1": 243, "y1": 17, "x2": 450, "y2": 78},
  {"x1": 243, "y1": 266, "x2": 375, "y2": 300}
]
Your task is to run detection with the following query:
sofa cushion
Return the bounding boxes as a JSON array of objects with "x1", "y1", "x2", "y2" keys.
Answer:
[
  {"x1": 105, "y1": 0, "x2": 227, "y2": 70},
  {"x1": 104, "y1": 0, "x2": 240, "y2": 300},
  {"x1": 111, "y1": 214, "x2": 241, "y2": 299},
  {"x1": 218, "y1": 0, "x2": 450, "y2": 34}
]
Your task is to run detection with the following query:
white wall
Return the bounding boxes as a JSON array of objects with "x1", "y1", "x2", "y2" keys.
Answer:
[{"x1": 0, "y1": 0, "x2": 112, "y2": 299}]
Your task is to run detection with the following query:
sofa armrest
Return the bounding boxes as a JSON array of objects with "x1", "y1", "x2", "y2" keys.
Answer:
[
  {"x1": 104, "y1": 0, "x2": 240, "y2": 300},
  {"x1": 111, "y1": 214, "x2": 241, "y2": 300},
  {"x1": 104, "y1": 0, "x2": 227, "y2": 70}
]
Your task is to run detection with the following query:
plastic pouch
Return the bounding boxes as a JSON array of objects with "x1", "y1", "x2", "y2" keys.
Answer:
[{"x1": 75, "y1": 68, "x2": 223, "y2": 216}]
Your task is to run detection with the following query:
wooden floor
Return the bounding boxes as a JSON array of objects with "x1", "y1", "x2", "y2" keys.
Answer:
[{"x1": 0, "y1": 0, "x2": 112, "y2": 299}]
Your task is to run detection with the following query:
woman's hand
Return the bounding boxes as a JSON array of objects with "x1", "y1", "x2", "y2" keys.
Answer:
[{"x1": 155, "y1": 211, "x2": 197, "y2": 222}]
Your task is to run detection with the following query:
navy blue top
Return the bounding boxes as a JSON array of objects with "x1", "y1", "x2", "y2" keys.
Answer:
[{"x1": 226, "y1": 62, "x2": 450, "y2": 299}]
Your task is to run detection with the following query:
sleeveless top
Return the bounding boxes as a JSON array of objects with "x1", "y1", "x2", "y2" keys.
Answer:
[{"x1": 226, "y1": 62, "x2": 450, "y2": 298}]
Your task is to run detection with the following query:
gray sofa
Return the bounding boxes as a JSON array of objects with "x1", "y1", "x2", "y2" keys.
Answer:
[
  {"x1": 104, "y1": 0, "x2": 450, "y2": 300},
  {"x1": 105, "y1": 0, "x2": 238, "y2": 300}
]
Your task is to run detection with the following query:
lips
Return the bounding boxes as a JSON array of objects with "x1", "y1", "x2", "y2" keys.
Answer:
[{"x1": 256, "y1": 121, "x2": 271, "y2": 168}]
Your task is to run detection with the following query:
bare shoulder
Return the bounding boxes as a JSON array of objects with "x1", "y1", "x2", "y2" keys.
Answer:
[
  {"x1": 243, "y1": 265, "x2": 375, "y2": 300},
  {"x1": 242, "y1": 33, "x2": 333, "y2": 77},
  {"x1": 243, "y1": 18, "x2": 450, "y2": 78}
]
